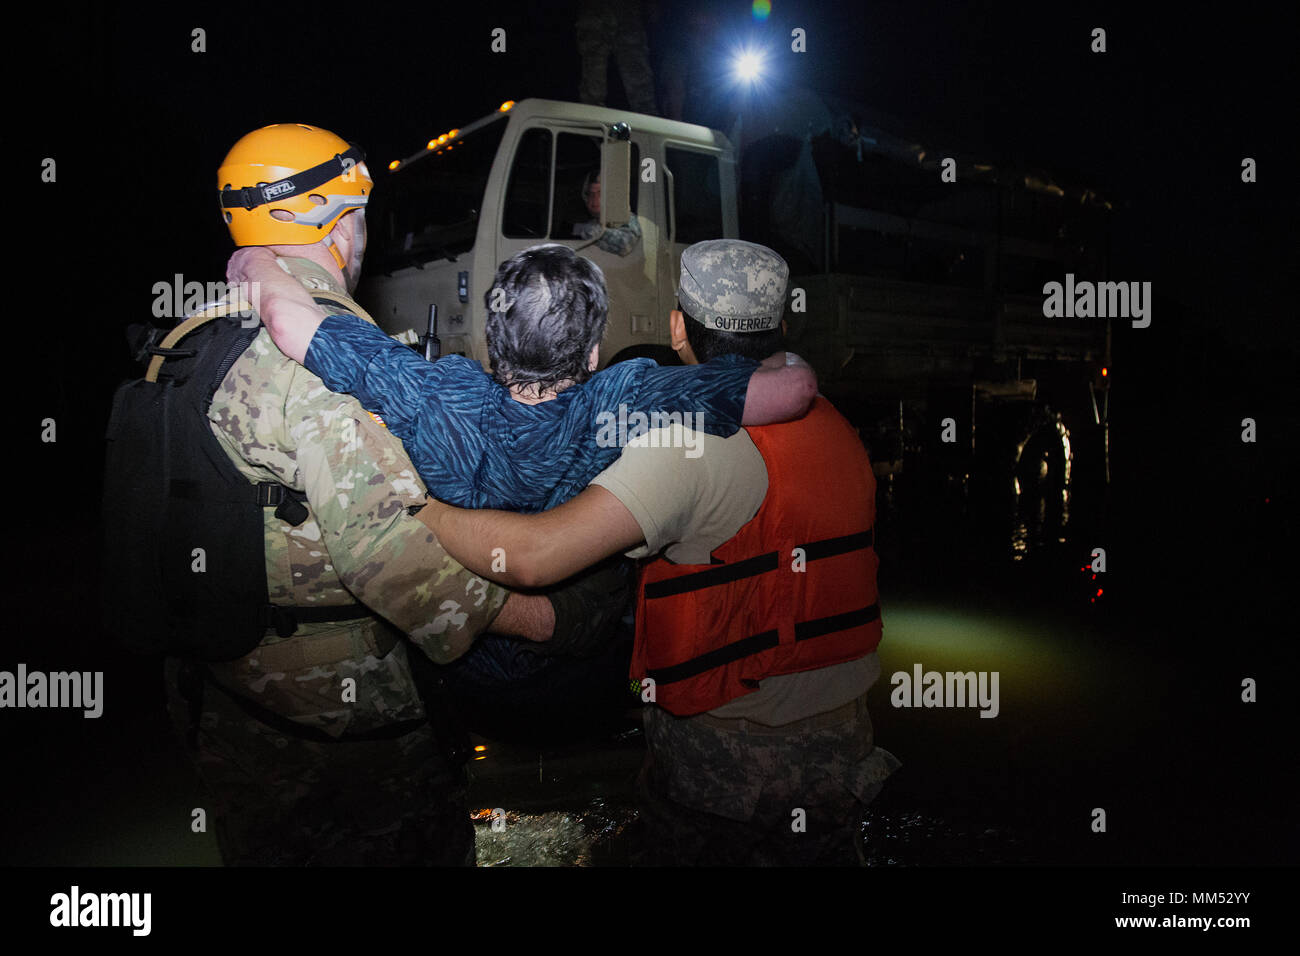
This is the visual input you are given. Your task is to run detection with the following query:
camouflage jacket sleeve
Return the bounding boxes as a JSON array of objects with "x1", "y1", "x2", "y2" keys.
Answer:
[
  {"x1": 595, "y1": 214, "x2": 642, "y2": 257},
  {"x1": 209, "y1": 329, "x2": 508, "y2": 664}
]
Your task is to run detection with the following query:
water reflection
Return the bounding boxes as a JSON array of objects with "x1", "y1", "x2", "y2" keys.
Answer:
[
  {"x1": 467, "y1": 802, "x2": 1038, "y2": 866},
  {"x1": 862, "y1": 811, "x2": 1034, "y2": 866},
  {"x1": 472, "y1": 798, "x2": 637, "y2": 866}
]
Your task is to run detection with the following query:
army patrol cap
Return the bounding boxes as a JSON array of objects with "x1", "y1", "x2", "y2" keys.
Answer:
[{"x1": 678, "y1": 239, "x2": 788, "y2": 333}]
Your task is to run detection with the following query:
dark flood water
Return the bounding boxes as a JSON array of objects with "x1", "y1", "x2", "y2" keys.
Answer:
[{"x1": 452, "y1": 444, "x2": 1289, "y2": 867}]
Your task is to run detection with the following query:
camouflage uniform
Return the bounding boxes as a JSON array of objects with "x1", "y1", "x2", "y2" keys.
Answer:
[
  {"x1": 577, "y1": 212, "x2": 643, "y2": 257},
  {"x1": 638, "y1": 696, "x2": 899, "y2": 866},
  {"x1": 576, "y1": 0, "x2": 658, "y2": 115},
  {"x1": 165, "y1": 257, "x2": 507, "y2": 866}
]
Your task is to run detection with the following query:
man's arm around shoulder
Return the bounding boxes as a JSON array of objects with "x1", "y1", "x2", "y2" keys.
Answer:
[
  {"x1": 286, "y1": 379, "x2": 549, "y2": 661},
  {"x1": 418, "y1": 486, "x2": 645, "y2": 589}
]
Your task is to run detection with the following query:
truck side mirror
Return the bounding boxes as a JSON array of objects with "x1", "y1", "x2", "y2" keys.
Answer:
[{"x1": 601, "y1": 124, "x2": 632, "y2": 228}]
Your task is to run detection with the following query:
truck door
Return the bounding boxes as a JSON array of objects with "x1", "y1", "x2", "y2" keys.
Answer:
[
  {"x1": 496, "y1": 124, "x2": 657, "y2": 366},
  {"x1": 660, "y1": 143, "x2": 735, "y2": 332},
  {"x1": 359, "y1": 116, "x2": 508, "y2": 357}
]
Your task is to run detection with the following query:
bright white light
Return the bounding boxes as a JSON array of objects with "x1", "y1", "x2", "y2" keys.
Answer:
[{"x1": 734, "y1": 51, "x2": 763, "y2": 82}]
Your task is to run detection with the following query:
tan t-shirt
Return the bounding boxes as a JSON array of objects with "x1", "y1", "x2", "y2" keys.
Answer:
[{"x1": 590, "y1": 424, "x2": 877, "y2": 726}]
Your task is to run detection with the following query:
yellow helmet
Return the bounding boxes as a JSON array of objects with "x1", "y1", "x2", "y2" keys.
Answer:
[{"x1": 217, "y1": 124, "x2": 372, "y2": 254}]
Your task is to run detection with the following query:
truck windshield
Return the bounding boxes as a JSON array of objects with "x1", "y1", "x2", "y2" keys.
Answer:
[{"x1": 365, "y1": 117, "x2": 508, "y2": 274}]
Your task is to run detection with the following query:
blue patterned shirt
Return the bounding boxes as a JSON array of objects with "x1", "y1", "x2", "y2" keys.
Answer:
[{"x1": 304, "y1": 314, "x2": 758, "y2": 512}]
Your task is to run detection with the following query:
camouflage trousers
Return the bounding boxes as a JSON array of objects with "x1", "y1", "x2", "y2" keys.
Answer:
[
  {"x1": 164, "y1": 658, "x2": 474, "y2": 866},
  {"x1": 636, "y1": 693, "x2": 900, "y2": 866},
  {"x1": 576, "y1": 0, "x2": 658, "y2": 115}
]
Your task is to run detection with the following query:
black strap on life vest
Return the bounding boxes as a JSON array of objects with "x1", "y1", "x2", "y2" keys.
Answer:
[
  {"x1": 642, "y1": 528, "x2": 877, "y2": 687},
  {"x1": 645, "y1": 604, "x2": 881, "y2": 687},
  {"x1": 644, "y1": 551, "x2": 779, "y2": 600},
  {"x1": 799, "y1": 529, "x2": 874, "y2": 562},
  {"x1": 644, "y1": 529, "x2": 873, "y2": 600}
]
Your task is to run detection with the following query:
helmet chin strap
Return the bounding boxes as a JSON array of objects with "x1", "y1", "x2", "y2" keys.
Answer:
[{"x1": 320, "y1": 232, "x2": 348, "y2": 273}]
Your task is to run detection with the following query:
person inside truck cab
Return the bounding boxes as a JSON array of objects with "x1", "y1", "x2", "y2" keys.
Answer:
[{"x1": 573, "y1": 169, "x2": 642, "y2": 257}]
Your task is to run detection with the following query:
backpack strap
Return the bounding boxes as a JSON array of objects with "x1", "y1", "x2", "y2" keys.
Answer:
[
  {"x1": 310, "y1": 289, "x2": 379, "y2": 326},
  {"x1": 153, "y1": 299, "x2": 372, "y2": 630},
  {"x1": 145, "y1": 297, "x2": 255, "y2": 383},
  {"x1": 144, "y1": 289, "x2": 373, "y2": 383}
]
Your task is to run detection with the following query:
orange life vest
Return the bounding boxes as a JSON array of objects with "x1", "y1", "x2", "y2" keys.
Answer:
[{"x1": 633, "y1": 397, "x2": 882, "y2": 717}]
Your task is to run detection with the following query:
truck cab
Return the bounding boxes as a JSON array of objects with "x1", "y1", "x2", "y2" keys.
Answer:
[{"x1": 358, "y1": 98, "x2": 738, "y2": 369}]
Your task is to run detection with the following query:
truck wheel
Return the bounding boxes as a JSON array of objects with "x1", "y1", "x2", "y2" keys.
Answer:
[{"x1": 1013, "y1": 410, "x2": 1071, "y2": 536}]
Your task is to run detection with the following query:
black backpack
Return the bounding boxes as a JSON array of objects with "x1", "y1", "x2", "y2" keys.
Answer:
[{"x1": 101, "y1": 299, "x2": 367, "y2": 661}]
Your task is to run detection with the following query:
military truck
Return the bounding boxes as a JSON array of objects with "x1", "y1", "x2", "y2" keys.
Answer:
[
  {"x1": 736, "y1": 112, "x2": 1114, "y2": 528},
  {"x1": 361, "y1": 97, "x2": 733, "y2": 365},
  {"x1": 359, "y1": 98, "x2": 1112, "y2": 534}
]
